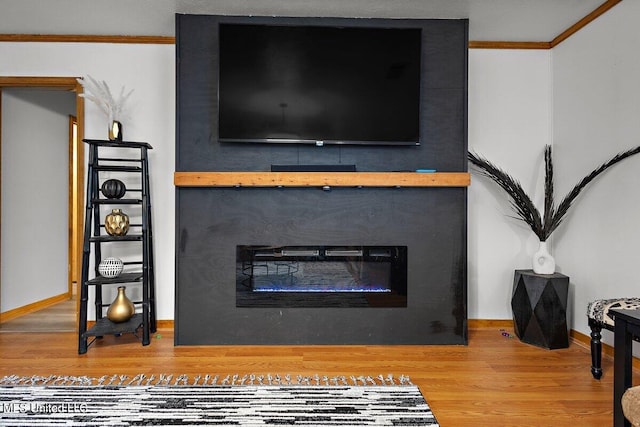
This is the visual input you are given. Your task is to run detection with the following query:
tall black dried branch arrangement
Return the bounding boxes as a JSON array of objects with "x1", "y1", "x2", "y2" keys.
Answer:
[{"x1": 468, "y1": 145, "x2": 640, "y2": 241}]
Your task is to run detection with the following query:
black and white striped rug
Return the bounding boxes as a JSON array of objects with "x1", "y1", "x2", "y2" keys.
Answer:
[{"x1": 0, "y1": 383, "x2": 439, "y2": 426}]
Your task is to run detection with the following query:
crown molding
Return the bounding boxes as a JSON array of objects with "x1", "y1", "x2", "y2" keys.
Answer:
[
  {"x1": 0, "y1": 34, "x2": 174, "y2": 44},
  {"x1": 468, "y1": 41, "x2": 551, "y2": 50},
  {"x1": 550, "y1": 0, "x2": 621, "y2": 47},
  {"x1": 469, "y1": 0, "x2": 621, "y2": 50},
  {"x1": 0, "y1": 0, "x2": 623, "y2": 49}
]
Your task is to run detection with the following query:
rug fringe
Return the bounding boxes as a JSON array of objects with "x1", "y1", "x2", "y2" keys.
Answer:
[{"x1": 0, "y1": 373, "x2": 412, "y2": 387}]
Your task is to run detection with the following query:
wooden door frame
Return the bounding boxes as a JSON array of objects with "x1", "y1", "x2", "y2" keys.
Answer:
[
  {"x1": 0, "y1": 76, "x2": 84, "y2": 325},
  {"x1": 69, "y1": 115, "x2": 79, "y2": 293}
]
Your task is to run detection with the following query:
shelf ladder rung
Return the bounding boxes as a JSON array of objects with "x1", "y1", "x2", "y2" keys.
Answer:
[
  {"x1": 94, "y1": 165, "x2": 142, "y2": 172},
  {"x1": 91, "y1": 199, "x2": 142, "y2": 205}
]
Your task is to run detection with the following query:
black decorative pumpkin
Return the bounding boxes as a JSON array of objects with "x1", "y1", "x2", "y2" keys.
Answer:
[{"x1": 101, "y1": 179, "x2": 127, "y2": 199}]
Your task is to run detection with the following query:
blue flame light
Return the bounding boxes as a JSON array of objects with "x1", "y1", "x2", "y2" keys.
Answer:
[{"x1": 250, "y1": 261, "x2": 392, "y2": 293}]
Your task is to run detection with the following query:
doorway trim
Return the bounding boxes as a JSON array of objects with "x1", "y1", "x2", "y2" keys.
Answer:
[{"x1": 0, "y1": 76, "x2": 84, "y2": 325}]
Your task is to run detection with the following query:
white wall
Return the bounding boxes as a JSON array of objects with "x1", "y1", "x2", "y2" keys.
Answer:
[
  {"x1": 552, "y1": 0, "x2": 640, "y2": 341},
  {"x1": 0, "y1": 42, "x2": 175, "y2": 319},
  {"x1": 1, "y1": 89, "x2": 74, "y2": 311},
  {"x1": 467, "y1": 49, "x2": 552, "y2": 320}
]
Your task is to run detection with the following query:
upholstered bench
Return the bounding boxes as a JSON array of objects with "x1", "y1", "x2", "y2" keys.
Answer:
[
  {"x1": 587, "y1": 298, "x2": 640, "y2": 379},
  {"x1": 623, "y1": 386, "x2": 640, "y2": 427}
]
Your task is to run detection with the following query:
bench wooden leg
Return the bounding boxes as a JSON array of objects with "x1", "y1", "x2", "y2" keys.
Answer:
[{"x1": 589, "y1": 319, "x2": 603, "y2": 380}]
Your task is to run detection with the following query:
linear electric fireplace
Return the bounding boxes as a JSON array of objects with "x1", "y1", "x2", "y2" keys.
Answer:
[{"x1": 237, "y1": 245, "x2": 407, "y2": 308}]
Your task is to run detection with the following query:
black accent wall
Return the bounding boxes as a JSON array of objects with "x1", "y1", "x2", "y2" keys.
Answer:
[{"x1": 175, "y1": 14, "x2": 469, "y2": 345}]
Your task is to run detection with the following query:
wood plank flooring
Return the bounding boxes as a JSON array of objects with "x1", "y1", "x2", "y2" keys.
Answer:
[
  {"x1": 0, "y1": 325, "x2": 634, "y2": 426},
  {"x1": 0, "y1": 298, "x2": 76, "y2": 332}
]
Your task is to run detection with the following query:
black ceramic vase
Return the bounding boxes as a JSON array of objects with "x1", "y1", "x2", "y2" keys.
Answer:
[{"x1": 101, "y1": 179, "x2": 127, "y2": 199}]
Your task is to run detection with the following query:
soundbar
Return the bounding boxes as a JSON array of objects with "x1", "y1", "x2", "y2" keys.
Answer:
[{"x1": 271, "y1": 164, "x2": 356, "y2": 172}]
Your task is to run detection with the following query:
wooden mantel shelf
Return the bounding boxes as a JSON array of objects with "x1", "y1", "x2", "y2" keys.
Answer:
[{"x1": 174, "y1": 171, "x2": 470, "y2": 188}]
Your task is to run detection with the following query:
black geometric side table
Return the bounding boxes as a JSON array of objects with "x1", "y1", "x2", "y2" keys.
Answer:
[{"x1": 511, "y1": 269, "x2": 570, "y2": 349}]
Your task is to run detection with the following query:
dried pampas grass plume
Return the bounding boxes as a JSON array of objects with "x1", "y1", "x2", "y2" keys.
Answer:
[{"x1": 77, "y1": 75, "x2": 134, "y2": 124}]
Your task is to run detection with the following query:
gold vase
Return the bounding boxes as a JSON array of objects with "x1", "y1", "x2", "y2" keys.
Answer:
[
  {"x1": 105, "y1": 208, "x2": 129, "y2": 236},
  {"x1": 107, "y1": 286, "x2": 135, "y2": 323},
  {"x1": 109, "y1": 120, "x2": 123, "y2": 142}
]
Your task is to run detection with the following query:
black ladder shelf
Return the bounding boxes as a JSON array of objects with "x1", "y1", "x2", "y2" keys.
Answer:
[{"x1": 78, "y1": 139, "x2": 156, "y2": 354}]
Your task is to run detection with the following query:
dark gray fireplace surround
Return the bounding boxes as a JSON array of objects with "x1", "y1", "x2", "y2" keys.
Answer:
[{"x1": 175, "y1": 14, "x2": 469, "y2": 345}]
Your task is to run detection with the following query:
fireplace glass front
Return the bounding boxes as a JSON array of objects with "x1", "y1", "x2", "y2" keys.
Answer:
[{"x1": 236, "y1": 245, "x2": 407, "y2": 308}]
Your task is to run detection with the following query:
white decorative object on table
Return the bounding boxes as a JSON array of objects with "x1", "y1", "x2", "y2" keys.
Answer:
[
  {"x1": 532, "y1": 240, "x2": 555, "y2": 274},
  {"x1": 98, "y1": 257, "x2": 124, "y2": 278}
]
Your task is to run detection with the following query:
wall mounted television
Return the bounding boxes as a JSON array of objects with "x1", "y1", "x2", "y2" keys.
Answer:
[{"x1": 218, "y1": 22, "x2": 422, "y2": 146}]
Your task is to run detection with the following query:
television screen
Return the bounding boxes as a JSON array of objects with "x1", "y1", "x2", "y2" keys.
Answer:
[{"x1": 218, "y1": 23, "x2": 422, "y2": 146}]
